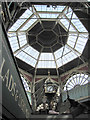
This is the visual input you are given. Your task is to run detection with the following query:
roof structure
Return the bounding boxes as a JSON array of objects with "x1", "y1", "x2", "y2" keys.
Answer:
[
  {"x1": 5, "y1": 2, "x2": 90, "y2": 112},
  {"x1": 7, "y1": 4, "x2": 89, "y2": 75}
]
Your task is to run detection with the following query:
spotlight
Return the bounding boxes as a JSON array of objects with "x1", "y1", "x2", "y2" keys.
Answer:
[
  {"x1": 47, "y1": 5, "x2": 50, "y2": 7},
  {"x1": 52, "y1": 5, "x2": 57, "y2": 9}
]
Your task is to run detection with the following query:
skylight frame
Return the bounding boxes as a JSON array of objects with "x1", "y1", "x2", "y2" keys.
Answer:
[
  {"x1": 19, "y1": 15, "x2": 38, "y2": 31},
  {"x1": 71, "y1": 12, "x2": 88, "y2": 33},
  {"x1": 37, "y1": 53, "x2": 56, "y2": 68},
  {"x1": 74, "y1": 33, "x2": 88, "y2": 54},
  {"x1": 8, "y1": 19, "x2": 27, "y2": 32},
  {"x1": 56, "y1": 50, "x2": 78, "y2": 68},
  {"x1": 16, "y1": 50, "x2": 37, "y2": 67},
  {"x1": 59, "y1": 7, "x2": 78, "y2": 32},
  {"x1": 7, "y1": 5, "x2": 88, "y2": 69},
  {"x1": 59, "y1": 16, "x2": 70, "y2": 31},
  {"x1": 63, "y1": 7, "x2": 79, "y2": 32},
  {"x1": 54, "y1": 47, "x2": 64, "y2": 60},
  {"x1": 34, "y1": 5, "x2": 65, "y2": 12},
  {"x1": 39, "y1": 53, "x2": 54, "y2": 61},
  {"x1": 18, "y1": 34, "x2": 27, "y2": 47},
  {"x1": 20, "y1": 8, "x2": 32, "y2": 19},
  {"x1": 22, "y1": 45, "x2": 39, "y2": 60},
  {"x1": 67, "y1": 33, "x2": 78, "y2": 48},
  {"x1": 39, "y1": 13, "x2": 59, "y2": 19},
  {"x1": 37, "y1": 60, "x2": 56, "y2": 68},
  {"x1": 8, "y1": 8, "x2": 33, "y2": 32},
  {"x1": 8, "y1": 35, "x2": 19, "y2": 52}
]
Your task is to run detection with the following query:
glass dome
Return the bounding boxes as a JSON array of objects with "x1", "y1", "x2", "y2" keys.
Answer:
[{"x1": 8, "y1": 5, "x2": 88, "y2": 69}]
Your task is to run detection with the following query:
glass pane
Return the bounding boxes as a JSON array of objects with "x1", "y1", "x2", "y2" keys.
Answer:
[
  {"x1": 21, "y1": 76, "x2": 30, "y2": 91},
  {"x1": 67, "y1": 77, "x2": 72, "y2": 85},
  {"x1": 76, "y1": 34, "x2": 88, "y2": 46},
  {"x1": 67, "y1": 41, "x2": 76, "y2": 48},
  {"x1": 9, "y1": 8, "x2": 33, "y2": 32},
  {"x1": 69, "y1": 25, "x2": 76, "y2": 32},
  {"x1": 63, "y1": 51, "x2": 77, "y2": 64},
  {"x1": 70, "y1": 78, "x2": 76, "y2": 86},
  {"x1": 79, "y1": 33, "x2": 88, "y2": 38},
  {"x1": 74, "y1": 77, "x2": 78, "y2": 84},
  {"x1": 20, "y1": 9, "x2": 32, "y2": 19},
  {"x1": 20, "y1": 15, "x2": 37, "y2": 31},
  {"x1": 71, "y1": 12, "x2": 88, "y2": 32},
  {"x1": 54, "y1": 47, "x2": 64, "y2": 60},
  {"x1": 84, "y1": 74, "x2": 88, "y2": 79},
  {"x1": 81, "y1": 80, "x2": 88, "y2": 85},
  {"x1": 37, "y1": 60, "x2": 56, "y2": 68},
  {"x1": 34, "y1": 5, "x2": 65, "y2": 12},
  {"x1": 8, "y1": 36, "x2": 19, "y2": 52},
  {"x1": 18, "y1": 34, "x2": 27, "y2": 47},
  {"x1": 55, "y1": 48, "x2": 78, "y2": 67},
  {"x1": 39, "y1": 53, "x2": 54, "y2": 60},
  {"x1": 34, "y1": 5, "x2": 46, "y2": 11},
  {"x1": 63, "y1": 45, "x2": 71, "y2": 55},
  {"x1": 7, "y1": 32, "x2": 16, "y2": 37},
  {"x1": 68, "y1": 82, "x2": 74, "y2": 88},
  {"x1": 67, "y1": 34, "x2": 77, "y2": 48},
  {"x1": 9, "y1": 19, "x2": 26, "y2": 31},
  {"x1": 39, "y1": 13, "x2": 59, "y2": 18},
  {"x1": 75, "y1": 44, "x2": 84, "y2": 54},
  {"x1": 23, "y1": 45, "x2": 39, "y2": 59},
  {"x1": 16, "y1": 51, "x2": 37, "y2": 67},
  {"x1": 18, "y1": 32, "x2": 26, "y2": 36},
  {"x1": 56, "y1": 58, "x2": 62, "y2": 67},
  {"x1": 11, "y1": 45, "x2": 19, "y2": 52},
  {"x1": 62, "y1": 55, "x2": 68, "y2": 65},
  {"x1": 65, "y1": 7, "x2": 73, "y2": 19},
  {"x1": 60, "y1": 16, "x2": 69, "y2": 30}
]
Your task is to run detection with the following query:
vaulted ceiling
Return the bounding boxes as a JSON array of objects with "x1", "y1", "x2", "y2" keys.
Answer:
[{"x1": 7, "y1": 2, "x2": 90, "y2": 76}]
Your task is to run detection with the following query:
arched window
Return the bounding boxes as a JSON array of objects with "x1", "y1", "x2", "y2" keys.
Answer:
[
  {"x1": 21, "y1": 75, "x2": 30, "y2": 91},
  {"x1": 20, "y1": 74, "x2": 32, "y2": 104},
  {"x1": 64, "y1": 73, "x2": 89, "y2": 91}
]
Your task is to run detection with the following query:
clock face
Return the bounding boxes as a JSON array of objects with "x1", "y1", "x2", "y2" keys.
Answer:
[{"x1": 47, "y1": 86, "x2": 54, "y2": 92}]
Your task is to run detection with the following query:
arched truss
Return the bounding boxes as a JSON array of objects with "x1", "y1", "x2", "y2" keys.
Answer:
[
  {"x1": 64, "y1": 72, "x2": 89, "y2": 91},
  {"x1": 20, "y1": 74, "x2": 30, "y2": 92}
]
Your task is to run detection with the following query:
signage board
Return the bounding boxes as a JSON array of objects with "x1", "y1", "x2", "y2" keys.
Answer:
[{"x1": 0, "y1": 18, "x2": 32, "y2": 118}]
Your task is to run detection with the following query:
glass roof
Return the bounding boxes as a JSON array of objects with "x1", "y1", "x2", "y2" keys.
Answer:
[
  {"x1": 37, "y1": 53, "x2": 56, "y2": 68},
  {"x1": 8, "y1": 35, "x2": 19, "y2": 52},
  {"x1": 9, "y1": 8, "x2": 33, "y2": 32},
  {"x1": 34, "y1": 5, "x2": 65, "y2": 12},
  {"x1": 39, "y1": 13, "x2": 59, "y2": 19},
  {"x1": 20, "y1": 15, "x2": 37, "y2": 31},
  {"x1": 8, "y1": 5, "x2": 88, "y2": 69}
]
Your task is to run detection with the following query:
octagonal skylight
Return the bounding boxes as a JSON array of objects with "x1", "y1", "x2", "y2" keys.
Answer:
[{"x1": 8, "y1": 5, "x2": 88, "y2": 69}]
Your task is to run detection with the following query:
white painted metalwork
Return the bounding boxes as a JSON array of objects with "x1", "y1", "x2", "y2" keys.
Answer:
[
  {"x1": 64, "y1": 73, "x2": 89, "y2": 91},
  {"x1": 7, "y1": 5, "x2": 88, "y2": 68}
]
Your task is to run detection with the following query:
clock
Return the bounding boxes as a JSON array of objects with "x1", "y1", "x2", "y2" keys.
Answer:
[{"x1": 47, "y1": 86, "x2": 54, "y2": 92}]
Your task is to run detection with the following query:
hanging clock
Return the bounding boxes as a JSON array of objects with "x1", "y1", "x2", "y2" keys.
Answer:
[{"x1": 47, "y1": 85, "x2": 54, "y2": 92}]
